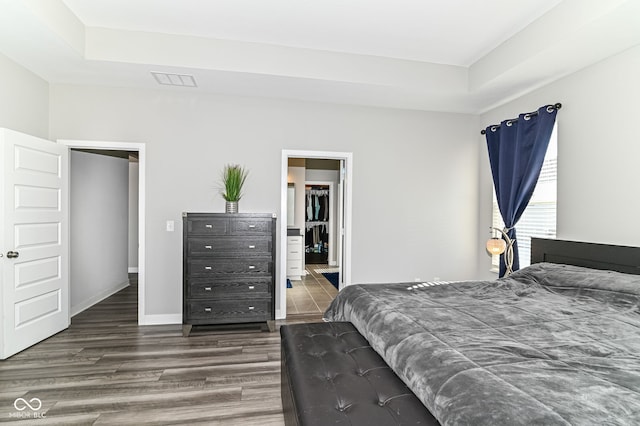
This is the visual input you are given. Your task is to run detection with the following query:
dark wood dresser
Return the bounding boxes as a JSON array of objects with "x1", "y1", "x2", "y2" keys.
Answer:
[{"x1": 182, "y1": 212, "x2": 276, "y2": 336}]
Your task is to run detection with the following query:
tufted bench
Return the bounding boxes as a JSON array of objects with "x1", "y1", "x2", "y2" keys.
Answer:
[{"x1": 280, "y1": 322, "x2": 440, "y2": 425}]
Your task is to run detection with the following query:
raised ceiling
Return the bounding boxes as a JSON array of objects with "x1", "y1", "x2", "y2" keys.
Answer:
[
  {"x1": 1, "y1": 0, "x2": 639, "y2": 113},
  {"x1": 62, "y1": 0, "x2": 562, "y2": 67}
]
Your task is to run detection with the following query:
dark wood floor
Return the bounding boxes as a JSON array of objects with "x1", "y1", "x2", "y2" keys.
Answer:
[{"x1": 0, "y1": 275, "x2": 322, "y2": 425}]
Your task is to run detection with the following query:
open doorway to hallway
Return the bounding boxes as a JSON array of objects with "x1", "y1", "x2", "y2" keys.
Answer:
[
  {"x1": 60, "y1": 139, "x2": 147, "y2": 325},
  {"x1": 69, "y1": 149, "x2": 139, "y2": 320}
]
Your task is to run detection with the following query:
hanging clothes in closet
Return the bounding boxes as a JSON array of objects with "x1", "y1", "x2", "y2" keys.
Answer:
[
  {"x1": 305, "y1": 186, "x2": 329, "y2": 264},
  {"x1": 306, "y1": 188, "x2": 329, "y2": 221}
]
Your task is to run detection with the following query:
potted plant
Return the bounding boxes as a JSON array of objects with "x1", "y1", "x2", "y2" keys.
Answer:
[{"x1": 220, "y1": 164, "x2": 248, "y2": 213}]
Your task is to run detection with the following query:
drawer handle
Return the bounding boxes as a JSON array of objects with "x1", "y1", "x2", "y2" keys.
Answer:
[
  {"x1": 248, "y1": 306, "x2": 255, "y2": 310},
  {"x1": 205, "y1": 266, "x2": 212, "y2": 270},
  {"x1": 248, "y1": 224, "x2": 256, "y2": 229},
  {"x1": 204, "y1": 287, "x2": 212, "y2": 291},
  {"x1": 248, "y1": 245, "x2": 256, "y2": 249},
  {"x1": 248, "y1": 265, "x2": 256, "y2": 270},
  {"x1": 248, "y1": 285, "x2": 255, "y2": 290},
  {"x1": 204, "y1": 307, "x2": 212, "y2": 312},
  {"x1": 205, "y1": 245, "x2": 212, "y2": 249},
  {"x1": 205, "y1": 224, "x2": 213, "y2": 228}
]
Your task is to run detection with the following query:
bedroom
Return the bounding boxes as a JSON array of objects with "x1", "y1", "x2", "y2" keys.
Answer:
[{"x1": 0, "y1": 0, "x2": 639, "y2": 423}]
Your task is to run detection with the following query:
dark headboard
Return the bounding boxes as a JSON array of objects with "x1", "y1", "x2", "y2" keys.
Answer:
[{"x1": 531, "y1": 238, "x2": 640, "y2": 275}]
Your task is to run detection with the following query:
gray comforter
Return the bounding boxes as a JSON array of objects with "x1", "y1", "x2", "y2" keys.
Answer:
[{"x1": 323, "y1": 263, "x2": 640, "y2": 425}]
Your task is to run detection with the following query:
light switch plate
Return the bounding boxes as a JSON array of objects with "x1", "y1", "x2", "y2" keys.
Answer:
[{"x1": 166, "y1": 220, "x2": 175, "y2": 232}]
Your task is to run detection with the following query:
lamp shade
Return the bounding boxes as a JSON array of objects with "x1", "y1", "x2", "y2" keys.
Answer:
[{"x1": 486, "y1": 237, "x2": 506, "y2": 255}]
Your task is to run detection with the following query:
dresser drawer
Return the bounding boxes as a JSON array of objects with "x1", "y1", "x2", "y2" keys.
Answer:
[
  {"x1": 188, "y1": 278, "x2": 271, "y2": 299},
  {"x1": 230, "y1": 218, "x2": 272, "y2": 235},
  {"x1": 187, "y1": 237, "x2": 272, "y2": 256},
  {"x1": 186, "y1": 217, "x2": 229, "y2": 235},
  {"x1": 286, "y1": 264, "x2": 303, "y2": 276},
  {"x1": 188, "y1": 258, "x2": 272, "y2": 276},
  {"x1": 287, "y1": 235, "x2": 303, "y2": 245},
  {"x1": 186, "y1": 299, "x2": 271, "y2": 322},
  {"x1": 287, "y1": 249, "x2": 303, "y2": 261}
]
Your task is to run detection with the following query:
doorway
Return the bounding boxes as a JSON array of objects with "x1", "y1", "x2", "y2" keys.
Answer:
[
  {"x1": 304, "y1": 181, "x2": 334, "y2": 266},
  {"x1": 68, "y1": 149, "x2": 138, "y2": 318},
  {"x1": 59, "y1": 139, "x2": 147, "y2": 325},
  {"x1": 279, "y1": 150, "x2": 353, "y2": 319}
]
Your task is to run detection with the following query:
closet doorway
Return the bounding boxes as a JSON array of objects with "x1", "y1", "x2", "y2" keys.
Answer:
[
  {"x1": 279, "y1": 150, "x2": 353, "y2": 319},
  {"x1": 305, "y1": 182, "x2": 334, "y2": 266}
]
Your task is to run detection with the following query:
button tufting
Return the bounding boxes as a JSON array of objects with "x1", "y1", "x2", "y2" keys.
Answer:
[
  {"x1": 281, "y1": 323, "x2": 439, "y2": 426},
  {"x1": 325, "y1": 372, "x2": 339, "y2": 381},
  {"x1": 336, "y1": 403, "x2": 352, "y2": 412}
]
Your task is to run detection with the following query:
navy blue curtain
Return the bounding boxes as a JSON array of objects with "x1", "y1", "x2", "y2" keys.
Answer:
[{"x1": 485, "y1": 104, "x2": 558, "y2": 277}]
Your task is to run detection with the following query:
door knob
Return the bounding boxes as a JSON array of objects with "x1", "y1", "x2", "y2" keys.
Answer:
[{"x1": 6, "y1": 251, "x2": 19, "y2": 259}]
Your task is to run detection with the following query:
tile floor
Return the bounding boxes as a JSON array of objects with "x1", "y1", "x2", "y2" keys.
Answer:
[{"x1": 286, "y1": 264, "x2": 339, "y2": 315}]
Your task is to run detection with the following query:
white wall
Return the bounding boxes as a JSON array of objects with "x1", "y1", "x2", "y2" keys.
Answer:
[
  {"x1": 477, "y1": 44, "x2": 640, "y2": 278},
  {"x1": 50, "y1": 86, "x2": 480, "y2": 318},
  {"x1": 287, "y1": 165, "x2": 306, "y2": 231},
  {"x1": 129, "y1": 161, "x2": 139, "y2": 271},
  {"x1": 0, "y1": 52, "x2": 49, "y2": 138},
  {"x1": 70, "y1": 150, "x2": 130, "y2": 315}
]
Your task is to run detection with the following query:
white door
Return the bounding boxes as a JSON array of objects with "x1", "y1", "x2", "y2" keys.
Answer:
[
  {"x1": 337, "y1": 160, "x2": 345, "y2": 288},
  {"x1": 1, "y1": 128, "x2": 69, "y2": 359}
]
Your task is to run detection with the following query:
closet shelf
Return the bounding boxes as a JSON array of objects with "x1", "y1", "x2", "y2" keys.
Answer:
[{"x1": 306, "y1": 189, "x2": 329, "y2": 196}]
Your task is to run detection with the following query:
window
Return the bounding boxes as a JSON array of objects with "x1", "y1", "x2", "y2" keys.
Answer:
[{"x1": 491, "y1": 123, "x2": 557, "y2": 269}]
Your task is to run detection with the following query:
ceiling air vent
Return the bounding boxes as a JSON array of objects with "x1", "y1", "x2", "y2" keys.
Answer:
[{"x1": 151, "y1": 71, "x2": 197, "y2": 87}]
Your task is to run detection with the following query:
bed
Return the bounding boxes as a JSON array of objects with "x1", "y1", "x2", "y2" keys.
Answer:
[{"x1": 323, "y1": 238, "x2": 640, "y2": 425}]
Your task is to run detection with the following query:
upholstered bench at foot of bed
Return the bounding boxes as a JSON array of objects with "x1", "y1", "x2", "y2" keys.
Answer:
[{"x1": 280, "y1": 322, "x2": 440, "y2": 426}]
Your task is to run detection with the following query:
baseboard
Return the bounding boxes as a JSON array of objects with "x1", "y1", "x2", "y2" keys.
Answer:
[
  {"x1": 329, "y1": 260, "x2": 337, "y2": 266},
  {"x1": 71, "y1": 280, "x2": 130, "y2": 317},
  {"x1": 139, "y1": 314, "x2": 182, "y2": 325},
  {"x1": 128, "y1": 267, "x2": 139, "y2": 273}
]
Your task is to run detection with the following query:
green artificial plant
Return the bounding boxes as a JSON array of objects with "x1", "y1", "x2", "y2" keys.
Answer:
[{"x1": 220, "y1": 164, "x2": 249, "y2": 202}]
